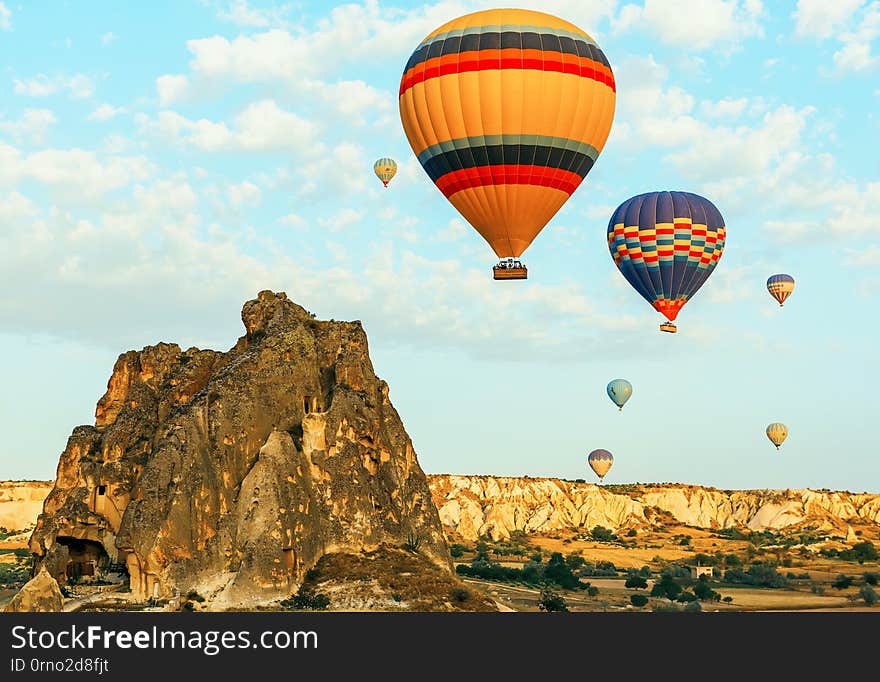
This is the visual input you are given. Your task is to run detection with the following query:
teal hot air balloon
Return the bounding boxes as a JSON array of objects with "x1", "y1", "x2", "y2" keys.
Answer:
[
  {"x1": 608, "y1": 191, "x2": 726, "y2": 333},
  {"x1": 588, "y1": 449, "x2": 614, "y2": 481},
  {"x1": 606, "y1": 379, "x2": 632, "y2": 411}
]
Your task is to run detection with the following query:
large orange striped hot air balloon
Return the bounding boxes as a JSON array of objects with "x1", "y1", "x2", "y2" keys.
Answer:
[{"x1": 399, "y1": 8, "x2": 616, "y2": 280}]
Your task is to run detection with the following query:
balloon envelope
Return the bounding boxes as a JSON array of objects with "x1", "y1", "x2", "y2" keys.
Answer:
[
  {"x1": 374, "y1": 157, "x2": 398, "y2": 187},
  {"x1": 766, "y1": 422, "x2": 788, "y2": 449},
  {"x1": 767, "y1": 274, "x2": 794, "y2": 306},
  {"x1": 588, "y1": 449, "x2": 614, "y2": 480},
  {"x1": 607, "y1": 191, "x2": 726, "y2": 325},
  {"x1": 399, "y1": 8, "x2": 616, "y2": 260},
  {"x1": 606, "y1": 379, "x2": 632, "y2": 410}
]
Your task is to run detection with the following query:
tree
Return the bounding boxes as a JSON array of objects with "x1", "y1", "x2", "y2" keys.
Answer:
[
  {"x1": 847, "y1": 541, "x2": 878, "y2": 564},
  {"x1": 832, "y1": 574, "x2": 853, "y2": 590},
  {"x1": 651, "y1": 574, "x2": 682, "y2": 601},
  {"x1": 591, "y1": 526, "x2": 616, "y2": 543},
  {"x1": 449, "y1": 543, "x2": 466, "y2": 559},
  {"x1": 693, "y1": 579, "x2": 721, "y2": 602},
  {"x1": 529, "y1": 552, "x2": 543, "y2": 564},
  {"x1": 863, "y1": 572, "x2": 879, "y2": 586},
  {"x1": 859, "y1": 585, "x2": 878, "y2": 606},
  {"x1": 539, "y1": 588, "x2": 568, "y2": 612},
  {"x1": 625, "y1": 574, "x2": 648, "y2": 590},
  {"x1": 630, "y1": 594, "x2": 649, "y2": 608}
]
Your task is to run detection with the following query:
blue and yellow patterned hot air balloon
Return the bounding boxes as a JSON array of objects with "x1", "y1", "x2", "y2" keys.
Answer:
[
  {"x1": 588, "y1": 449, "x2": 614, "y2": 481},
  {"x1": 767, "y1": 274, "x2": 795, "y2": 307},
  {"x1": 608, "y1": 191, "x2": 726, "y2": 333},
  {"x1": 399, "y1": 8, "x2": 616, "y2": 280},
  {"x1": 374, "y1": 157, "x2": 397, "y2": 187},
  {"x1": 766, "y1": 423, "x2": 788, "y2": 450},
  {"x1": 606, "y1": 379, "x2": 632, "y2": 411}
]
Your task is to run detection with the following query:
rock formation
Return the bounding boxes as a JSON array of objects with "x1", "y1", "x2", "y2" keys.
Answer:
[
  {"x1": 28, "y1": 291, "x2": 449, "y2": 608},
  {"x1": 0, "y1": 481, "x2": 52, "y2": 532},
  {"x1": 428, "y1": 475, "x2": 880, "y2": 541},
  {"x1": 4, "y1": 567, "x2": 63, "y2": 612}
]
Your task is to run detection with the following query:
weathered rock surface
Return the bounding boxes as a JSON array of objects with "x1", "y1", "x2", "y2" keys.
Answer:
[
  {"x1": 28, "y1": 291, "x2": 449, "y2": 608},
  {"x1": 428, "y1": 475, "x2": 880, "y2": 541},
  {"x1": 4, "y1": 567, "x2": 63, "y2": 612},
  {"x1": 0, "y1": 481, "x2": 52, "y2": 532}
]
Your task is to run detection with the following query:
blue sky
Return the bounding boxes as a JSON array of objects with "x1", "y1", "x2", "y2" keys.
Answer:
[{"x1": 0, "y1": 0, "x2": 878, "y2": 491}]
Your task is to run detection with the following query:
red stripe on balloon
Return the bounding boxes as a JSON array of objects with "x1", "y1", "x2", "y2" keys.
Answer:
[{"x1": 435, "y1": 165, "x2": 582, "y2": 198}]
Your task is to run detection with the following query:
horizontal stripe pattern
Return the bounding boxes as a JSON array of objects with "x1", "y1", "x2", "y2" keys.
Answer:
[
  {"x1": 420, "y1": 141, "x2": 595, "y2": 184},
  {"x1": 436, "y1": 165, "x2": 582, "y2": 198},
  {"x1": 607, "y1": 191, "x2": 726, "y2": 322}
]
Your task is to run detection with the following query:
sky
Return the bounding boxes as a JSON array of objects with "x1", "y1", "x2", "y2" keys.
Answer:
[{"x1": 0, "y1": 0, "x2": 878, "y2": 491}]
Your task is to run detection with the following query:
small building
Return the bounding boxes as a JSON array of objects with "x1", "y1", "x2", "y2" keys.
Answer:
[{"x1": 690, "y1": 565, "x2": 714, "y2": 580}]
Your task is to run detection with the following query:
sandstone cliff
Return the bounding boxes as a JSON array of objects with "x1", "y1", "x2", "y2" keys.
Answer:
[
  {"x1": 428, "y1": 475, "x2": 880, "y2": 541},
  {"x1": 28, "y1": 291, "x2": 449, "y2": 608},
  {"x1": 0, "y1": 481, "x2": 52, "y2": 532},
  {"x1": 4, "y1": 567, "x2": 63, "y2": 613}
]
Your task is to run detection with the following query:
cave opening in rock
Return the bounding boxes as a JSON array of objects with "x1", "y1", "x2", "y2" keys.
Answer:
[
  {"x1": 303, "y1": 396, "x2": 312, "y2": 414},
  {"x1": 56, "y1": 537, "x2": 109, "y2": 581},
  {"x1": 97, "y1": 485, "x2": 106, "y2": 495}
]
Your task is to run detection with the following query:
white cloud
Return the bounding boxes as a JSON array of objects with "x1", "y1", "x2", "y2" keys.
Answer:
[
  {"x1": 88, "y1": 104, "x2": 125, "y2": 121},
  {"x1": 700, "y1": 97, "x2": 749, "y2": 119},
  {"x1": 0, "y1": 109, "x2": 57, "y2": 144},
  {"x1": 217, "y1": 0, "x2": 292, "y2": 27},
  {"x1": 846, "y1": 244, "x2": 880, "y2": 265},
  {"x1": 833, "y1": 3, "x2": 880, "y2": 71},
  {"x1": 156, "y1": 74, "x2": 190, "y2": 106},
  {"x1": 793, "y1": 0, "x2": 866, "y2": 39},
  {"x1": 140, "y1": 100, "x2": 319, "y2": 153},
  {"x1": 101, "y1": 32, "x2": 117, "y2": 44},
  {"x1": 614, "y1": 0, "x2": 764, "y2": 50},
  {"x1": 279, "y1": 213, "x2": 307, "y2": 228},
  {"x1": 0, "y1": 141, "x2": 154, "y2": 200},
  {"x1": 0, "y1": 2, "x2": 10, "y2": 30},
  {"x1": 13, "y1": 74, "x2": 96, "y2": 99},
  {"x1": 318, "y1": 207, "x2": 365, "y2": 232},
  {"x1": 227, "y1": 180, "x2": 262, "y2": 208}
]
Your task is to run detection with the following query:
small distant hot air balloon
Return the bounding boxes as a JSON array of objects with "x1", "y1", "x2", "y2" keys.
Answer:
[
  {"x1": 606, "y1": 379, "x2": 632, "y2": 411},
  {"x1": 399, "y1": 8, "x2": 616, "y2": 280},
  {"x1": 588, "y1": 449, "x2": 614, "y2": 481},
  {"x1": 608, "y1": 191, "x2": 726, "y2": 333},
  {"x1": 767, "y1": 274, "x2": 795, "y2": 307},
  {"x1": 766, "y1": 423, "x2": 788, "y2": 450},
  {"x1": 374, "y1": 158, "x2": 397, "y2": 187}
]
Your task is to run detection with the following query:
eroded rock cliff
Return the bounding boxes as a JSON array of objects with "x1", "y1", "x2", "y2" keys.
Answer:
[
  {"x1": 29, "y1": 291, "x2": 449, "y2": 608},
  {"x1": 428, "y1": 475, "x2": 880, "y2": 541}
]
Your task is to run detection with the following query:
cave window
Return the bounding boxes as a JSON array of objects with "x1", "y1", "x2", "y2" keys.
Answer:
[
  {"x1": 97, "y1": 485, "x2": 106, "y2": 496},
  {"x1": 304, "y1": 396, "x2": 312, "y2": 414},
  {"x1": 283, "y1": 548, "x2": 294, "y2": 572}
]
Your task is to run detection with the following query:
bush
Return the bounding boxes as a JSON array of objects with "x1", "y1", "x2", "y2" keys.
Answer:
[
  {"x1": 863, "y1": 572, "x2": 879, "y2": 586},
  {"x1": 449, "y1": 587, "x2": 470, "y2": 604},
  {"x1": 684, "y1": 600, "x2": 702, "y2": 612},
  {"x1": 630, "y1": 594, "x2": 649, "y2": 608},
  {"x1": 587, "y1": 586, "x2": 599, "y2": 597},
  {"x1": 832, "y1": 574, "x2": 853, "y2": 590},
  {"x1": 859, "y1": 585, "x2": 878, "y2": 606},
  {"x1": 538, "y1": 588, "x2": 568, "y2": 612},
  {"x1": 591, "y1": 526, "x2": 617, "y2": 543},
  {"x1": 185, "y1": 590, "x2": 205, "y2": 603},
  {"x1": 449, "y1": 543, "x2": 466, "y2": 559},
  {"x1": 723, "y1": 563, "x2": 789, "y2": 589},
  {"x1": 839, "y1": 541, "x2": 878, "y2": 564},
  {"x1": 810, "y1": 582, "x2": 825, "y2": 595},
  {"x1": 625, "y1": 574, "x2": 648, "y2": 590},
  {"x1": 282, "y1": 587, "x2": 330, "y2": 611},
  {"x1": 722, "y1": 596, "x2": 733, "y2": 603}
]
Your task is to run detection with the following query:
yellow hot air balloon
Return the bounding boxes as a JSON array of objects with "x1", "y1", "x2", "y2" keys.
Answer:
[
  {"x1": 399, "y1": 8, "x2": 616, "y2": 280},
  {"x1": 766, "y1": 423, "x2": 788, "y2": 450},
  {"x1": 374, "y1": 157, "x2": 397, "y2": 187}
]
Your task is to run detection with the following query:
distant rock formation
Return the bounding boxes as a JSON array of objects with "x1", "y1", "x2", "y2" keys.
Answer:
[
  {"x1": 0, "y1": 481, "x2": 51, "y2": 532},
  {"x1": 4, "y1": 567, "x2": 63, "y2": 612},
  {"x1": 428, "y1": 475, "x2": 880, "y2": 541},
  {"x1": 28, "y1": 291, "x2": 449, "y2": 608}
]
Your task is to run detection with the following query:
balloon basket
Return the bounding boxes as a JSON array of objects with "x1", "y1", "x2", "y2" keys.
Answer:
[
  {"x1": 659, "y1": 322, "x2": 677, "y2": 333},
  {"x1": 493, "y1": 259, "x2": 527, "y2": 280}
]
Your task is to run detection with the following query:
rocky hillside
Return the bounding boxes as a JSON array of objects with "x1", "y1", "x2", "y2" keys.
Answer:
[
  {"x1": 0, "y1": 482, "x2": 52, "y2": 533},
  {"x1": 428, "y1": 475, "x2": 880, "y2": 541},
  {"x1": 27, "y1": 291, "x2": 451, "y2": 609}
]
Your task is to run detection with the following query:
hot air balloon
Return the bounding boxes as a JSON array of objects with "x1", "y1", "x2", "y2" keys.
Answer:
[
  {"x1": 767, "y1": 274, "x2": 794, "y2": 307},
  {"x1": 399, "y1": 8, "x2": 616, "y2": 280},
  {"x1": 607, "y1": 191, "x2": 726, "y2": 333},
  {"x1": 588, "y1": 449, "x2": 613, "y2": 481},
  {"x1": 766, "y1": 423, "x2": 788, "y2": 450},
  {"x1": 606, "y1": 379, "x2": 632, "y2": 411},
  {"x1": 373, "y1": 158, "x2": 398, "y2": 187}
]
